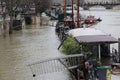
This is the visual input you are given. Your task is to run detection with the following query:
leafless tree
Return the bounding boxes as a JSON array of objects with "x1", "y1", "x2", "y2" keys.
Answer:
[
  {"x1": 23, "y1": 0, "x2": 34, "y2": 10},
  {"x1": 34, "y1": 0, "x2": 51, "y2": 15},
  {"x1": 3, "y1": 0, "x2": 21, "y2": 34},
  {"x1": 22, "y1": 0, "x2": 51, "y2": 15},
  {"x1": 1, "y1": 0, "x2": 51, "y2": 34},
  {"x1": 0, "y1": 0, "x2": 7, "y2": 33}
]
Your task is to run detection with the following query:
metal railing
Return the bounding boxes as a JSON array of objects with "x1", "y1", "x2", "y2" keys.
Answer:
[{"x1": 28, "y1": 54, "x2": 84, "y2": 78}]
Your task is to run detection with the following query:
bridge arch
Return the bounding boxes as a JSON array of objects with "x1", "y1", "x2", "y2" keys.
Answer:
[{"x1": 82, "y1": 0, "x2": 120, "y2": 10}]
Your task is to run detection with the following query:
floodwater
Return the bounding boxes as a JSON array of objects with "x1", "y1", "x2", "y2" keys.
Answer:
[
  {"x1": 0, "y1": 9, "x2": 120, "y2": 80},
  {"x1": 0, "y1": 24, "x2": 70, "y2": 80}
]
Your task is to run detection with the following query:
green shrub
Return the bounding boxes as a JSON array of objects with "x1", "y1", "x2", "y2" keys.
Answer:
[
  {"x1": 63, "y1": 35, "x2": 81, "y2": 55},
  {"x1": 62, "y1": 35, "x2": 92, "y2": 56}
]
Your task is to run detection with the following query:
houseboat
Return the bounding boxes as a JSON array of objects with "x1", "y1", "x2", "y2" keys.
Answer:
[{"x1": 68, "y1": 28, "x2": 118, "y2": 60}]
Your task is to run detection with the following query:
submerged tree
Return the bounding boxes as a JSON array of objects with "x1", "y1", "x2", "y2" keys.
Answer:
[
  {"x1": 3, "y1": 0, "x2": 21, "y2": 34},
  {"x1": 0, "y1": 0, "x2": 7, "y2": 33},
  {"x1": 1, "y1": 0, "x2": 51, "y2": 34},
  {"x1": 21, "y1": 0, "x2": 51, "y2": 15}
]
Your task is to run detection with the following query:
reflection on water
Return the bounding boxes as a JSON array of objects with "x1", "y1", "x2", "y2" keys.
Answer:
[{"x1": 0, "y1": 9, "x2": 120, "y2": 80}]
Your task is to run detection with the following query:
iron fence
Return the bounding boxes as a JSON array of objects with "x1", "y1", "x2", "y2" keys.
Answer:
[{"x1": 28, "y1": 54, "x2": 84, "y2": 79}]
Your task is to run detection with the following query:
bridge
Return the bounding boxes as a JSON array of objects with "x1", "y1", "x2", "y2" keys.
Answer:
[
  {"x1": 52, "y1": 0, "x2": 120, "y2": 10},
  {"x1": 81, "y1": 0, "x2": 120, "y2": 10}
]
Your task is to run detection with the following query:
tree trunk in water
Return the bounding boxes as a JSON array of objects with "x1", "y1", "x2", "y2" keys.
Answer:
[
  {"x1": 40, "y1": 14, "x2": 42, "y2": 25},
  {"x1": 3, "y1": 15, "x2": 6, "y2": 32},
  {"x1": 1, "y1": 1, "x2": 7, "y2": 34}
]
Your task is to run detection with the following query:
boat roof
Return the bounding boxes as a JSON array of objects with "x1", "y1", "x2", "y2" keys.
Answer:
[{"x1": 68, "y1": 28, "x2": 118, "y2": 44}]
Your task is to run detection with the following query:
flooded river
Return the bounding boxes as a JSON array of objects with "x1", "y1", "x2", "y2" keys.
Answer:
[
  {"x1": 0, "y1": 25, "x2": 70, "y2": 80},
  {"x1": 0, "y1": 9, "x2": 120, "y2": 80}
]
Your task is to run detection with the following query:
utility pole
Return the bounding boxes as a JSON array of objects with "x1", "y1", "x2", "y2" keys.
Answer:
[
  {"x1": 9, "y1": 0, "x2": 13, "y2": 34},
  {"x1": 64, "y1": 0, "x2": 66, "y2": 27},
  {"x1": 64, "y1": 0, "x2": 66, "y2": 19},
  {"x1": 71, "y1": 0, "x2": 74, "y2": 26},
  {"x1": 77, "y1": 0, "x2": 80, "y2": 28}
]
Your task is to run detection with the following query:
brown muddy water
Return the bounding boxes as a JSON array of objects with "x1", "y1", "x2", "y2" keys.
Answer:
[{"x1": 0, "y1": 25, "x2": 70, "y2": 80}]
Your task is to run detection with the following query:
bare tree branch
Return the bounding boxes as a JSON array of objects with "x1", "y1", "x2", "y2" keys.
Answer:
[{"x1": 34, "y1": 0, "x2": 51, "y2": 14}]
